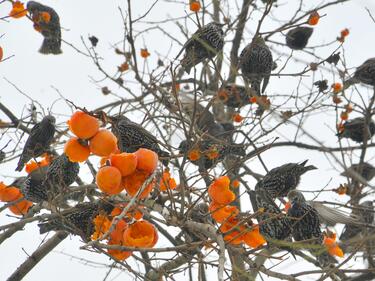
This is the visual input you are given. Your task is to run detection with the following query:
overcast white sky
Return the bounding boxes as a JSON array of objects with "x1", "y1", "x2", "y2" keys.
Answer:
[{"x1": 1, "y1": 0, "x2": 375, "y2": 280}]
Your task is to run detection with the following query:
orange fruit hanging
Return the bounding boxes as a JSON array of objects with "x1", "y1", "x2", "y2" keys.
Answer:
[
  {"x1": 9, "y1": 1, "x2": 27, "y2": 18},
  {"x1": 209, "y1": 202, "x2": 239, "y2": 223},
  {"x1": 96, "y1": 166, "x2": 123, "y2": 195},
  {"x1": 134, "y1": 148, "x2": 158, "y2": 174},
  {"x1": 208, "y1": 176, "x2": 235, "y2": 205},
  {"x1": 122, "y1": 170, "x2": 155, "y2": 199},
  {"x1": 107, "y1": 239, "x2": 132, "y2": 260},
  {"x1": 0, "y1": 186, "x2": 22, "y2": 202},
  {"x1": 67, "y1": 111, "x2": 100, "y2": 140},
  {"x1": 89, "y1": 129, "x2": 118, "y2": 157},
  {"x1": 110, "y1": 152, "x2": 138, "y2": 177},
  {"x1": 123, "y1": 220, "x2": 158, "y2": 248},
  {"x1": 8, "y1": 199, "x2": 33, "y2": 215},
  {"x1": 64, "y1": 137, "x2": 90, "y2": 162},
  {"x1": 0, "y1": 46, "x2": 3, "y2": 62}
]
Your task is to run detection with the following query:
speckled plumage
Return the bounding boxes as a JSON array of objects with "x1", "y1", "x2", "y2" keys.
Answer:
[
  {"x1": 345, "y1": 58, "x2": 375, "y2": 87},
  {"x1": 340, "y1": 201, "x2": 374, "y2": 241},
  {"x1": 16, "y1": 115, "x2": 56, "y2": 172},
  {"x1": 27, "y1": 1, "x2": 62, "y2": 54},
  {"x1": 38, "y1": 200, "x2": 115, "y2": 240},
  {"x1": 287, "y1": 190, "x2": 336, "y2": 267},
  {"x1": 337, "y1": 117, "x2": 375, "y2": 143},
  {"x1": 180, "y1": 22, "x2": 224, "y2": 74},
  {"x1": 255, "y1": 160, "x2": 317, "y2": 198},
  {"x1": 239, "y1": 37, "x2": 273, "y2": 95},
  {"x1": 21, "y1": 166, "x2": 49, "y2": 203},
  {"x1": 285, "y1": 27, "x2": 313, "y2": 50},
  {"x1": 112, "y1": 116, "x2": 170, "y2": 166}
]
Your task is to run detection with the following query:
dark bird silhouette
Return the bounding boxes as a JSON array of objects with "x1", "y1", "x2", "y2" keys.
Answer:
[
  {"x1": 287, "y1": 190, "x2": 337, "y2": 267},
  {"x1": 255, "y1": 160, "x2": 317, "y2": 198},
  {"x1": 344, "y1": 58, "x2": 375, "y2": 88},
  {"x1": 180, "y1": 22, "x2": 224, "y2": 74},
  {"x1": 285, "y1": 26, "x2": 313, "y2": 50},
  {"x1": 15, "y1": 115, "x2": 56, "y2": 172},
  {"x1": 337, "y1": 117, "x2": 375, "y2": 143},
  {"x1": 341, "y1": 162, "x2": 375, "y2": 182},
  {"x1": 38, "y1": 200, "x2": 115, "y2": 241},
  {"x1": 218, "y1": 84, "x2": 255, "y2": 108},
  {"x1": 112, "y1": 116, "x2": 170, "y2": 166},
  {"x1": 21, "y1": 154, "x2": 79, "y2": 203},
  {"x1": 251, "y1": 189, "x2": 292, "y2": 242},
  {"x1": 27, "y1": 1, "x2": 62, "y2": 54},
  {"x1": 239, "y1": 36, "x2": 273, "y2": 95},
  {"x1": 340, "y1": 201, "x2": 374, "y2": 241}
]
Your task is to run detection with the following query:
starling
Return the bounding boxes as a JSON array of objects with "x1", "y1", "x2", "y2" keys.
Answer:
[
  {"x1": 43, "y1": 153, "x2": 80, "y2": 194},
  {"x1": 180, "y1": 22, "x2": 224, "y2": 74},
  {"x1": 219, "y1": 84, "x2": 256, "y2": 108},
  {"x1": 38, "y1": 200, "x2": 115, "y2": 241},
  {"x1": 344, "y1": 58, "x2": 375, "y2": 88},
  {"x1": 287, "y1": 190, "x2": 337, "y2": 267},
  {"x1": 21, "y1": 166, "x2": 49, "y2": 203},
  {"x1": 337, "y1": 117, "x2": 375, "y2": 143},
  {"x1": 179, "y1": 139, "x2": 245, "y2": 170},
  {"x1": 27, "y1": 1, "x2": 62, "y2": 54},
  {"x1": 239, "y1": 36, "x2": 273, "y2": 95},
  {"x1": 255, "y1": 160, "x2": 317, "y2": 198},
  {"x1": 251, "y1": 189, "x2": 292, "y2": 242},
  {"x1": 341, "y1": 162, "x2": 375, "y2": 182},
  {"x1": 15, "y1": 115, "x2": 56, "y2": 172},
  {"x1": 340, "y1": 201, "x2": 374, "y2": 241},
  {"x1": 285, "y1": 26, "x2": 313, "y2": 50},
  {"x1": 112, "y1": 116, "x2": 170, "y2": 166}
]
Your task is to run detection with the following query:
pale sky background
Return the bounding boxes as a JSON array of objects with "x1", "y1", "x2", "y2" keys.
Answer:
[{"x1": 1, "y1": 0, "x2": 375, "y2": 280}]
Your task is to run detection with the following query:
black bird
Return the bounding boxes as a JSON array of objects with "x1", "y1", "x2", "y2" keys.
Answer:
[
  {"x1": 255, "y1": 160, "x2": 317, "y2": 198},
  {"x1": 38, "y1": 200, "x2": 115, "y2": 241},
  {"x1": 337, "y1": 117, "x2": 375, "y2": 143},
  {"x1": 285, "y1": 26, "x2": 313, "y2": 50},
  {"x1": 287, "y1": 190, "x2": 337, "y2": 267},
  {"x1": 218, "y1": 84, "x2": 255, "y2": 108},
  {"x1": 16, "y1": 115, "x2": 56, "y2": 172},
  {"x1": 340, "y1": 201, "x2": 374, "y2": 241},
  {"x1": 239, "y1": 36, "x2": 273, "y2": 95},
  {"x1": 341, "y1": 162, "x2": 375, "y2": 182},
  {"x1": 112, "y1": 116, "x2": 170, "y2": 166},
  {"x1": 27, "y1": 1, "x2": 62, "y2": 54},
  {"x1": 344, "y1": 58, "x2": 375, "y2": 88},
  {"x1": 21, "y1": 154, "x2": 79, "y2": 203},
  {"x1": 251, "y1": 189, "x2": 292, "y2": 242},
  {"x1": 180, "y1": 22, "x2": 224, "y2": 74}
]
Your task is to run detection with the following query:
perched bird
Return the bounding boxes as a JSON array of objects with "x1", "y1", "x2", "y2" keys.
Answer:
[
  {"x1": 16, "y1": 115, "x2": 56, "y2": 172},
  {"x1": 178, "y1": 139, "x2": 245, "y2": 170},
  {"x1": 287, "y1": 190, "x2": 337, "y2": 267},
  {"x1": 189, "y1": 202, "x2": 213, "y2": 225},
  {"x1": 239, "y1": 36, "x2": 273, "y2": 95},
  {"x1": 38, "y1": 200, "x2": 115, "y2": 241},
  {"x1": 340, "y1": 201, "x2": 374, "y2": 241},
  {"x1": 255, "y1": 160, "x2": 317, "y2": 198},
  {"x1": 285, "y1": 26, "x2": 313, "y2": 50},
  {"x1": 180, "y1": 22, "x2": 224, "y2": 74},
  {"x1": 112, "y1": 116, "x2": 170, "y2": 166},
  {"x1": 337, "y1": 117, "x2": 375, "y2": 143},
  {"x1": 219, "y1": 84, "x2": 255, "y2": 108},
  {"x1": 344, "y1": 58, "x2": 375, "y2": 88},
  {"x1": 27, "y1": 1, "x2": 62, "y2": 54},
  {"x1": 21, "y1": 154, "x2": 79, "y2": 203},
  {"x1": 251, "y1": 189, "x2": 292, "y2": 241},
  {"x1": 341, "y1": 162, "x2": 375, "y2": 182}
]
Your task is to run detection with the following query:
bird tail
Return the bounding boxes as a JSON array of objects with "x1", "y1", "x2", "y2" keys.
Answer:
[
  {"x1": 38, "y1": 222, "x2": 55, "y2": 234},
  {"x1": 159, "y1": 150, "x2": 170, "y2": 167},
  {"x1": 226, "y1": 145, "x2": 246, "y2": 156},
  {"x1": 317, "y1": 251, "x2": 338, "y2": 267},
  {"x1": 180, "y1": 56, "x2": 192, "y2": 74},
  {"x1": 343, "y1": 77, "x2": 359, "y2": 90},
  {"x1": 39, "y1": 37, "x2": 62, "y2": 55}
]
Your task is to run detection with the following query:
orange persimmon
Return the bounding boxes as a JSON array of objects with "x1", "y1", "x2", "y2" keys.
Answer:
[
  {"x1": 107, "y1": 239, "x2": 132, "y2": 260},
  {"x1": 140, "y1": 48, "x2": 150, "y2": 58},
  {"x1": 208, "y1": 176, "x2": 235, "y2": 205},
  {"x1": 109, "y1": 219, "x2": 128, "y2": 242},
  {"x1": 209, "y1": 202, "x2": 239, "y2": 223},
  {"x1": 110, "y1": 152, "x2": 138, "y2": 177},
  {"x1": 324, "y1": 236, "x2": 344, "y2": 257},
  {"x1": 123, "y1": 220, "x2": 157, "y2": 248},
  {"x1": 190, "y1": 1, "x2": 201, "y2": 12},
  {"x1": 68, "y1": 111, "x2": 100, "y2": 140},
  {"x1": 0, "y1": 186, "x2": 22, "y2": 202},
  {"x1": 232, "y1": 113, "x2": 243, "y2": 123},
  {"x1": 64, "y1": 137, "x2": 90, "y2": 162},
  {"x1": 219, "y1": 218, "x2": 245, "y2": 245},
  {"x1": 8, "y1": 199, "x2": 33, "y2": 215},
  {"x1": 0, "y1": 46, "x2": 3, "y2": 61},
  {"x1": 188, "y1": 149, "x2": 201, "y2": 161},
  {"x1": 159, "y1": 170, "x2": 177, "y2": 191},
  {"x1": 332, "y1": 83, "x2": 342, "y2": 94},
  {"x1": 89, "y1": 129, "x2": 118, "y2": 157},
  {"x1": 91, "y1": 214, "x2": 111, "y2": 240},
  {"x1": 308, "y1": 11, "x2": 320, "y2": 26},
  {"x1": 111, "y1": 204, "x2": 144, "y2": 221},
  {"x1": 243, "y1": 225, "x2": 266, "y2": 248},
  {"x1": 96, "y1": 166, "x2": 123, "y2": 195},
  {"x1": 134, "y1": 148, "x2": 158, "y2": 174},
  {"x1": 9, "y1": 1, "x2": 27, "y2": 18},
  {"x1": 122, "y1": 170, "x2": 154, "y2": 199}
]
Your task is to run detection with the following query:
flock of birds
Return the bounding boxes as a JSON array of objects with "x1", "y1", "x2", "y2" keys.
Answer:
[{"x1": 5, "y1": 1, "x2": 375, "y2": 268}]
